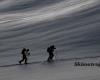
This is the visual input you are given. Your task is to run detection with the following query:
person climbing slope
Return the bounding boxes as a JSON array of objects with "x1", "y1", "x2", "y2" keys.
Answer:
[
  {"x1": 19, "y1": 48, "x2": 30, "y2": 64},
  {"x1": 47, "y1": 45, "x2": 56, "y2": 62}
]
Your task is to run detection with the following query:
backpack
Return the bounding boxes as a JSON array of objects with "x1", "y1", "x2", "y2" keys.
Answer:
[{"x1": 47, "y1": 47, "x2": 50, "y2": 52}]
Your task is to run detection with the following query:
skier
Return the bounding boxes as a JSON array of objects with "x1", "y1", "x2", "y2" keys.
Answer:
[
  {"x1": 47, "y1": 45, "x2": 56, "y2": 62},
  {"x1": 19, "y1": 48, "x2": 30, "y2": 64}
]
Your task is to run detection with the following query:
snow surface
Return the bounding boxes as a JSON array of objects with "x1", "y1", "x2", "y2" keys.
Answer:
[
  {"x1": 0, "y1": 0, "x2": 100, "y2": 80},
  {"x1": 1, "y1": 58, "x2": 100, "y2": 80}
]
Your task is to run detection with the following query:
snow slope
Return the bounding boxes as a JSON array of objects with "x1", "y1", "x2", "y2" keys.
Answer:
[{"x1": 0, "y1": 1, "x2": 100, "y2": 79}]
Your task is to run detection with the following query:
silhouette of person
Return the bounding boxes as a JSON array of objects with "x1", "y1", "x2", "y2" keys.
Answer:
[
  {"x1": 47, "y1": 45, "x2": 56, "y2": 62},
  {"x1": 19, "y1": 48, "x2": 30, "y2": 64}
]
